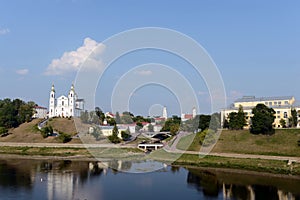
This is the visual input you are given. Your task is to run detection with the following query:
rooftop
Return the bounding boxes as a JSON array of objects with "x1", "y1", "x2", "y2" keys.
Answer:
[{"x1": 234, "y1": 96, "x2": 294, "y2": 103}]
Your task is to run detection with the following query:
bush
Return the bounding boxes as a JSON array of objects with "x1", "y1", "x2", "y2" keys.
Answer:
[
  {"x1": 0, "y1": 127, "x2": 8, "y2": 136},
  {"x1": 40, "y1": 126, "x2": 53, "y2": 138},
  {"x1": 121, "y1": 130, "x2": 131, "y2": 141},
  {"x1": 57, "y1": 132, "x2": 72, "y2": 143}
]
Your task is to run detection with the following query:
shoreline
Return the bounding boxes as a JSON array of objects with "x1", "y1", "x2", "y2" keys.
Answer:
[
  {"x1": 1, "y1": 145, "x2": 300, "y2": 177},
  {"x1": 1, "y1": 152, "x2": 300, "y2": 181}
]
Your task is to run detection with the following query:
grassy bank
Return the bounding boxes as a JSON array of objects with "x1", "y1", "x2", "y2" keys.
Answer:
[
  {"x1": 177, "y1": 129, "x2": 300, "y2": 157},
  {"x1": 0, "y1": 145, "x2": 300, "y2": 175},
  {"x1": 149, "y1": 149, "x2": 300, "y2": 175}
]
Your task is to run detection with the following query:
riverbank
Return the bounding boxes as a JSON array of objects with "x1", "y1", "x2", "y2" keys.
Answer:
[{"x1": 1, "y1": 145, "x2": 300, "y2": 176}]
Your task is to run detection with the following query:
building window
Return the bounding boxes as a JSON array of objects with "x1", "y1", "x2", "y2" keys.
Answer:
[
  {"x1": 71, "y1": 93, "x2": 73, "y2": 97},
  {"x1": 274, "y1": 102, "x2": 277, "y2": 105},
  {"x1": 277, "y1": 111, "x2": 280, "y2": 114},
  {"x1": 277, "y1": 116, "x2": 280, "y2": 118},
  {"x1": 70, "y1": 109, "x2": 72, "y2": 113},
  {"x1": 62, "y1": 108, "x2": 64, "y2": 111},
  {"x1": 51, "y1": 94, "x2": 53, "y2": 98},
  {"x1": 265, "y1": 102, "x2": 268, "y2": 105},
  {"x1": 284, "y1": 112, "x2": 288, "y2": 118},
  {"x1": 269, "y1": 102, "x2": 272, "y2": 106},
  {"x1": 278, "y1": 101, "x2": 282, "y2": 105},
  {"x1": 285, "y1": 101, "x2": 289, "y2": 105},
  {"x1": 62, "y1": 101, "x2": 64, "y2": 106}
]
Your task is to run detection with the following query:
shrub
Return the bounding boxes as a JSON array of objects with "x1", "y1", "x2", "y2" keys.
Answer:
[
  {"x1": 58, "y1": 132, "x2": 72, "y2": 143},
  {"x1": 0, "y1": 127, "x2": 8, "y2": 136},
  {"x1": 40, "y1": 126, "x2": 53, "y2": 138}
]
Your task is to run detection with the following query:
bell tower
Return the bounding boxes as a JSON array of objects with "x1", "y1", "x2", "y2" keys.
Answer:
[
  {"x1": 68, "y1": 84, "x2": 75, "y2": 117},
  {"x1": 49, "y1": 84, "x2": 56, "y2": 118}
]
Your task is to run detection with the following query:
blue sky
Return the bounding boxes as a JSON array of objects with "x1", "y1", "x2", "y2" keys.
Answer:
[{"x1": 0, "y1": 1, "x2": 299, "y2": 116}]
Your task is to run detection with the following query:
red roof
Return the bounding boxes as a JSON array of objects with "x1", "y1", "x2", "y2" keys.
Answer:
[
  {"x1": 35, "y1": 106, "x2": 47, "y2": 110},
  {"x1": 183, "y1": 114, "x2": 193, "y2": 119}
]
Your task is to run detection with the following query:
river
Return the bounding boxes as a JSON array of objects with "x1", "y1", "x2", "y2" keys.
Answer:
[{"x1": 0, "y1": 159, "x2": 299, "y2": 200}]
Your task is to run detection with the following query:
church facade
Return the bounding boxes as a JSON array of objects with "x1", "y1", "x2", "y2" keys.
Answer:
[{"x1": 49, "y1": 84, "x2": 84, "y2": 118}]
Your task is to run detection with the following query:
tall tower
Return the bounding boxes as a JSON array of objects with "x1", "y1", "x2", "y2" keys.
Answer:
[
  {"x1": 68, "y1": 84, "x2": 76, "y2": 117},
  {"x1": 192, "y1": 107, "x2": 197, "y2": 118},
  {"x1": 49, "y1": 84, "x2": 56, "y2": 118},
  {"x1": 162, "y1": 106, "x2": 168, "y2": 119}
]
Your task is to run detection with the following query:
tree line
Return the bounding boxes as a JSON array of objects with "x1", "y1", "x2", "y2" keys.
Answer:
[
  {"x1": 223, "y1": 103, "x2": 298, "y2": 135},
  {"x1": 0, "y1": 98, "x2": 35, "y2": 134}
]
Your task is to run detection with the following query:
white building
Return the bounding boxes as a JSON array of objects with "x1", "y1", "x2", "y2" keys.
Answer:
[
  {"x1": 162, "y1": 106, "x2": 168, "y2": 119},
  {"x1": 49, "y1": 84, "x2": 84, "y2": 118},
  {"x1": 181, "y1": 107, "x2": 197, "y2": 122},
  {"x1": 33, "y1": 105, "x2": 48, "y2": 119},
  {"x1": 221, "y1": 96, "x2": 300, "y2": 129}
]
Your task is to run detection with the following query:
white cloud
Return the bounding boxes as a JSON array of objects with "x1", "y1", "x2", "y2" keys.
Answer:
[
  {"x1": 135, "y1": 70, "x2": 153, "y2": 76},
  {"x1": 0, "y1": 28, "x2": 10, "y2": 35},
  {"x1": 45, "y1": 37, "x2": 105, "y2": 76},
  {"x1": 16, "y1": 69, "x2": 29, "y2": 75}
]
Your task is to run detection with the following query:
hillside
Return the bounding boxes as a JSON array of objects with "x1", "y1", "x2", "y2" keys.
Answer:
[
  {"x1": 46, "y1": 118, "x2": 77, "y2": 136},
  {"x1": 0, "y1": 118, "x2": 81, "y2": 143},
  {"x1": 177, "y1": 129, "x2": 300, "y2": 157}
]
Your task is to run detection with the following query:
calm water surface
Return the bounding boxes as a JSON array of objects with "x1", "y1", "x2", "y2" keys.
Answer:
[{"x1": 0, "y1": 159, "x2": 300, "y2": 200}]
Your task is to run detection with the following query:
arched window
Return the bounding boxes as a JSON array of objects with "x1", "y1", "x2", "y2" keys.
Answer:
[
  {"x1": 62, "y1": 108, "x2": 64, "y2": 111},
  {"x1": 71, "y1": 93, "x2": 73, "y2": 97}
]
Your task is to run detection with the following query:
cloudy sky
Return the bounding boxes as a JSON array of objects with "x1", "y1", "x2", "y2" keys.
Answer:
[{"x1": 0, "y1": 1, "x2": 299, "y2": 116}]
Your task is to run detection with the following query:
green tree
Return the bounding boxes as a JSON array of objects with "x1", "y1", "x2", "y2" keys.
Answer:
[
  {"x1": 57, "y1": 132, "x2": 72, "y2": 143},
  {"x1": 121, "y1": 129, "x2": 131, "y2": 141},
  {"x1": 115, "y1": 112, "x2": 121, "y2": 124},
  {"x1": 0, "y1": 127, "x2": 8, "y2": 136},
  {"x1": 279, "y1": 118, "x2": 286, "y2": 128},
  {"x1": 161, "y1": 115, "x2": 181, "y2": 135},
  {"x1": 0, "y1": 98, "x2": 35, "y2": 128},
  {"x1": 228, "y1": 105, "x2": 246, "y2": 130},
  {"x1": 250, "y1": 104, "x2": 275, "y2": 135},
  {"x1": 223, "y1": 119, "x2": 229, "y2": 129},
  {"x1": 95, "y1": 107, "x2": 105, "y2": 124},
  {"x1": 108, "y1": 124, "x2": 121, "y2": 143},
  {"x1": 210, "y1": 112, "x2": 221, "y2": 131},
  {"x1": 198, "y1": 115, "x2": 211, "y2": 131},
  {"x1": 290, "y1": 109, "x2": 298, "y2": 127}
]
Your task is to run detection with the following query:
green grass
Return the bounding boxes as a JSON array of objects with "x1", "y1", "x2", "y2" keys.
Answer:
[
  {"x1": 176, "y1": 133, "x2": 200, "y2": 151},
  {"x1": 177, "y1": 129, "x2": 300, "y2": 157},
  {"x1": 175, "y1": 154, "x2": 300, "y2": 175}
]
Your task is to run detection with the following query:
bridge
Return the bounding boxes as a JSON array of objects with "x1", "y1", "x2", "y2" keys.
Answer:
[{"x1": 138, "y1": 143, "x2": 164, "y2": 150}]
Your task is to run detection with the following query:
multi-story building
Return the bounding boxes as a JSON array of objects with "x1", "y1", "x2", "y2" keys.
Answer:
[{"x1": 221, "y1": 96, "x2": 299, "y2": 129}]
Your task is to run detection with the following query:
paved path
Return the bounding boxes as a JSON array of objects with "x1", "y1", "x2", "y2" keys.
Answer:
[{"x1": 0, "y1": 142, "x2": 135, "y2": 148}]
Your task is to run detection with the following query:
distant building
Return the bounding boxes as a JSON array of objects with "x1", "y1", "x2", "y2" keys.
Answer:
[
  {"x1": 221, "y1": 96, "x2": 300, "y2": 128},
  {"x1": 49, "y1": 84, "x2": 84, "y2": 118},
  {"x1": 99, "y1": 125, "x2": 128, "y2": 138},
  {"x1": 181, "y1": 107, "x2": 197, "y2": 122},
  {"x1": 162, "y1": 106, "x2": 168, "y2": 119},
  {"x1": 33, "y1": 105, "x2": 47, "y2": 119},
  {"x1": 105, "y1": 112, "x2": 115, "y2": 118}
]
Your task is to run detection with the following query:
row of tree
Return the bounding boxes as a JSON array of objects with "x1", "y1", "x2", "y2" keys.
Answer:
[
  {"x1": 223, "y1": 104, "x2": 298, "y2": 135},
  {"x1": 0, "y1": 98, "x2": 35, "y2": 133}
]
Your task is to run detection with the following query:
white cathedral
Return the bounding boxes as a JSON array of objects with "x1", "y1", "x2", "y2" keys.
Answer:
[{"x1": 49, "y1": 84, "x2": 84, "y2": 118}]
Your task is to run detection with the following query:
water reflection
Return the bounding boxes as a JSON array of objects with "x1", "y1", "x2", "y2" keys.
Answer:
[
  {"x1": 187, "y1": 168, "x2": 300, "y2": 200},
  {"x1": 0, "y1": 159, "x2": 300, "y2": 200}
]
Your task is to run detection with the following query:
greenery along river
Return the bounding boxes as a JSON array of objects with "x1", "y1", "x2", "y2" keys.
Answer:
[{"x1": 0, "y1": 159, "x2": 300, "y2": 200}]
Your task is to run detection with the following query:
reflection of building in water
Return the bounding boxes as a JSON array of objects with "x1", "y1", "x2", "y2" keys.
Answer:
[
  {"x1": 47, "y1": 171, "x2": 79, "y2": 200},
  {"x1": 187, "y1": 170, "x2": 300, "y2": 200}
]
